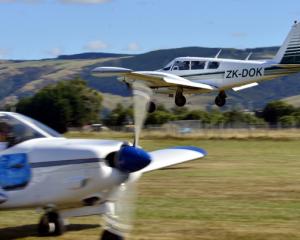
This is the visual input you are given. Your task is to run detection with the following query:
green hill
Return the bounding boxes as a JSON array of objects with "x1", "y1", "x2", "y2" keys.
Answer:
[{"x1": 1, "y1": 46, "x2": 299, "y2": 111}]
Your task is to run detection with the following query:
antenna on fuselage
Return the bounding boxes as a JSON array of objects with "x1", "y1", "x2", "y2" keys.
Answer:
[
  {"x1": 214, "y1": 49, "x2": 222, "y2": 58},
  {"x1": 245, "y1": 52, "x2": 253, "y2": 60}
]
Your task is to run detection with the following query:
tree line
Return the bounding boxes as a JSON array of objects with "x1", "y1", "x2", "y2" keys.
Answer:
[
  {"x1": 104, "y1": 104, "x2": 265, "y2": 127},
  {"x1": 105, "y1": 100, "x2": 300, "y2": 128},
  {"x1": 3, "y1": 78, "x2": 300, "y2": 133}
]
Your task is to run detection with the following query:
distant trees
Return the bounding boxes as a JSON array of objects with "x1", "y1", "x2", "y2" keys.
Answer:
[
  {"x1": 145, "y1": 108, "x2": 175, "y2": 125},
  {"x1": 14, "y1": 81, "x2": 300, "y2": 132},
  {"x1": 106, "y1": 99, "x2": 300, "y2": 128},
  {"x1": 262, "y1": 101, "x2": 296, "y2": 124},
  {"x1": 16, "y1": 78, "x2": 102, "y2": 133},
  {"x1": 261, "y1": 100, "x2": 300, "y2": 127},
  {"x1": 104, "y1": 104, "x2": 264, "y2": 127},
  {"x1": 103, "y1": 103, "x2": 132, "y2": 126}
]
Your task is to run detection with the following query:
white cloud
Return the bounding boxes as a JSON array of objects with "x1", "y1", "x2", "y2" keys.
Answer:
[
  {"x1": 84, "y1": 40, "x2": 108, "y2": 51},
  {"x1": 0, "y1": 48, "x2": 10, "y2": 59},
  {"x1": 46, "y1": 47, "x2": 63, "y2": 57},
  {"x1": 59, "y1": 0, "x2": 111, "y2": 4},
  {"x1": 127, "y1": 42, "x2": 140, "y2": 51}
]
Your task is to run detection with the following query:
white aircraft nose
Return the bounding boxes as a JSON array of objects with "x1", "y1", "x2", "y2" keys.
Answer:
[{"x1": 0, "y1": 193, "x2": 8, "y2": 204}]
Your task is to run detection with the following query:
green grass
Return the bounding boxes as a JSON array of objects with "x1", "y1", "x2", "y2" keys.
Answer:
[{"x1": 1, "y1": 138, "x2": 300, "y2": 239}]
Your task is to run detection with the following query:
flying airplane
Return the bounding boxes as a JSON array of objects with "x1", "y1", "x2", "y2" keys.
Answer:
[
  {"x1": 0, "y1": 83, "x2": 207, "y2": 240},
  {"x1": 92, "y1": 21, "x2": 300, "y2": 112}
]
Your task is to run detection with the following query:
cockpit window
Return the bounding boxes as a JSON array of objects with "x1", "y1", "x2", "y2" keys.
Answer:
[
  {"x1": 20, "y1": 115, "x2": 61, "y2": 138},
  {"x1": 172, "y1": 61, "x2": 190, "y2": 70},
  {"x1": 208, "y1": 61, "x2": 220, "y2": 69},
  {"x1": 191, "y1": 61, "x2": 206, "y2": 70},
  {"x1": 0, "y1": 112, "x2": 61, "y2": 150}
]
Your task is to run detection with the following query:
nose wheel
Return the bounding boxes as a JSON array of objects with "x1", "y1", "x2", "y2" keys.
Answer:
[{"x1": 215, "y1": 91, "x2": 227, "y2": 107}]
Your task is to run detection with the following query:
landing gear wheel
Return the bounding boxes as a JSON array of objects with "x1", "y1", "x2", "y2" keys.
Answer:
[
  {"x1": 147, "y1": 101, "x2": 156, "y2": 113},
  {"x1": 38, "y1": 212, "x2": 65, "y2": 236},
  {"x1": 175, "y1": 95, "x2": 186, "y2": 107},
  {"x1": 101, "y1": 230, "x2": 124, "y2": 240},
  {"x1": 215, "y1": 95, "x2": 226, "y2": 107}
]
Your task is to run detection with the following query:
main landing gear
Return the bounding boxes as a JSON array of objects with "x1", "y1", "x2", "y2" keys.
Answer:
[
  {"x1": 147, "y1": 90, "x2": 187, "y2": 113},
  {"x1": 175, "y1": 88, "x2": 186, "y2": 107},
  {"x1": 38, "y1": 211, "x2": 65, "y2": 236},
  {"x1": 101, "y1": 230, "x2": 124, "y2": 240},
  {"x1": 215, "y1": 91, "x2": 227, "y2": 107},
  {"x1": 147, "y1": 101, "x2": 156, "y2": 113}
]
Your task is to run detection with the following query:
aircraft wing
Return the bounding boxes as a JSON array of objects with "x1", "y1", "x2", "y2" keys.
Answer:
[
  {"x1": 141, "y1": 146, "x2": 207, "y2": 173},
  {"x1": 92, "y1": 67, "x2": 215, "y2": 90}
]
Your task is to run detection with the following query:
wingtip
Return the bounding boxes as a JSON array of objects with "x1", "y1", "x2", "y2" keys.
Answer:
[
  {"x1": 170, "y1": 146, "x2": 207, "y2": 156},
  {"x1": 92, "y1": 66, "x2": 133, "y2": 73}
]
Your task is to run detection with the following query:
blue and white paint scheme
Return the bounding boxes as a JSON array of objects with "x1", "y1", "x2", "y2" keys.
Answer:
[
  {"x1": 0, "y1": 111, "x2": 206, "y2": 239},
  {"x1": 92, "y1": 21, "x2": 300, "y2": 110}
]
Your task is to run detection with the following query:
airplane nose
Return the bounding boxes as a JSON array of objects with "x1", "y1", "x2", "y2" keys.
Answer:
[
  {"x1": 0, "y1": 193, "x2": 8, "y2": 204},
  {"x1": 117, "y1": 145, "x2": 152, "y2": 173}
]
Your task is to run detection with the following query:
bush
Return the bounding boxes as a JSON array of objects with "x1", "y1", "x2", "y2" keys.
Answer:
[
  {"x1": 262, "y1": 101, "x2": 295, "y2": 124},
  {"x1": 279, "y1": 115, "x2": 296, "y2": 128}
]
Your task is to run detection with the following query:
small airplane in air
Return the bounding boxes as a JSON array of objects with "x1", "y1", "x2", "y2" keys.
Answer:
[
  {"x1": 0, "y1": 83, "x2": 207, "y2": 240},
  {"x1": 92, "y1": 21, "x2": 300, "y2": 112}
]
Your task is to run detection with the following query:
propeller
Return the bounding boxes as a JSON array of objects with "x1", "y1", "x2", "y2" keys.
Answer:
[
  {"x1": 101, "y1": 82, "x2": 153, "y2": 240},
  {"x1": 132, "y1": 82, "x2": 153, "y2": 147}
]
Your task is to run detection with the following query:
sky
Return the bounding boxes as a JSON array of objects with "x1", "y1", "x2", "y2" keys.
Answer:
[{"x1": 0, "y1": 0, "x2": 299, "y2": 60}]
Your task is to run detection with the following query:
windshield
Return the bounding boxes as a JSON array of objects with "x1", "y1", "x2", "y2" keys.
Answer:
[
  {"x1": 0, "y1": 112, "x2": 61, "y2": 150},
  {"x1": 162, "y1": 61, "x2": 173, "y2": 71},
  {"x1": 20, "y1": 115, "x2": 61, "y2": 137}
]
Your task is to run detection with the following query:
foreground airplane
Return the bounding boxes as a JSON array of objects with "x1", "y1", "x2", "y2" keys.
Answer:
[
  {"x1": 0, "y1": 83, "x2": 206, "y2": 240},
  {"x1": 92, "y1": 21, "x2": 300, "y2": 112}
]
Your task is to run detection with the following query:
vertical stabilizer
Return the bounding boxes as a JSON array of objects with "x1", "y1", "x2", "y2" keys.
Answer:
[{"x1": 273, "y1": 21, "x2": 300, "y2": 64}]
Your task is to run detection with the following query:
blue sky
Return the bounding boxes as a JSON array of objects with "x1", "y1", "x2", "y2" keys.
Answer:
[{"x1": 0, "y1": 0, "x2": 299, "y2": 60}]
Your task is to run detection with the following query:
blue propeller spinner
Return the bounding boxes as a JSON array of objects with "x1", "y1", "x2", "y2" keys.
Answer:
[{"x1": 117, "y1": 145, "x2": 152, "y2": 173}]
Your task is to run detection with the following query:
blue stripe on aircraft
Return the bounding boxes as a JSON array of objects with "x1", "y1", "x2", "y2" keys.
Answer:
[
  {"x1": 181, "y1": 71, "x2": 225, "y2": 78},
  {"x1": 31, "y1": 158, "x2": 102, "y2": 168}
]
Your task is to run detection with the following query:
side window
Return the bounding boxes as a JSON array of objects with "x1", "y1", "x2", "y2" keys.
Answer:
[
  {"x1": 172, "y1": 61, "x2": 190, "y2": 70},
  {"x1": 0, "y1": 153, "x2": 31, "y2": 191},
  {"x1": 191, "y1": 61, "x2": 206, "y2": 70},
  {"x1": 208, "y1": 61, "x2": 220, "y2": 69}
]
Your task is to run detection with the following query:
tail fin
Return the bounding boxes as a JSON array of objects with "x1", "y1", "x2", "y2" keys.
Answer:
[{"x1": 273, "y1": 21, "x2": 300, "y2": 64}]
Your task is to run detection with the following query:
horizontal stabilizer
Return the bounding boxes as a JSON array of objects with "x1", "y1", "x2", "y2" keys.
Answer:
[
  {"x1": 232, "y1": 82, "x2": 258, "y2": 91},
  {"x1": 141, "y1": 146, "x2": 207, "y2": 173}
]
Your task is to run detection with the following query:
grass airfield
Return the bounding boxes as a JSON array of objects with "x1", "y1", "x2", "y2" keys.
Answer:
[{"x1": 1, "y1": 133, "x2": 300, "y2": 240}]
